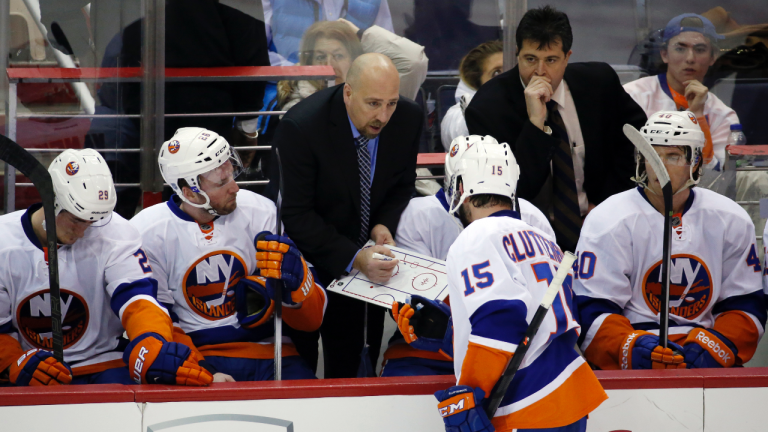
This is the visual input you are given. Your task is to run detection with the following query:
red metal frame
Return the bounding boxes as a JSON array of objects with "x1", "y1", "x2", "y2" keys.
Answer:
[
  {"x1": 727, "y1": 145, "x2": 768, "y2": 156},
  {"x1": 7, "y1": 66, "x2": 335, "y2": 83},
  {"x1": 2, "y1": 369, "x2": 768, "y2": 406}
]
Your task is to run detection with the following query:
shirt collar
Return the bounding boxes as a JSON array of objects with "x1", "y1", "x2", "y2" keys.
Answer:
[
  {"x1": 435, "y1": 188, "x2": 451, "y2": 213},
  {"x1": 489, "y1": 209, "x2": 522, "y2": 220},
  {"x1": 167, "y1": 195, "x2": 197, "y2": 222},
  {"x1": 21, "y1": 203, "x2": 44, "y2": 250},
  {"x1": 636, "y1": 186, "x2": 696, "y2": 215},
  {"x1": 347, "y1": 114, "x2": 362, "y2": 140}
]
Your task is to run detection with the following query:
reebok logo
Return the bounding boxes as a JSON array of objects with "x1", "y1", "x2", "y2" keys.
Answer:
[
  {"x1": 695, "y1": 331, "x2": 731, "y2": 364},
  {"x1": 132, "y1": 346, "x2": 149, "y2": 384},
  {"x1": 621, "y1": 333, "x2": 640, "y2": 370}
]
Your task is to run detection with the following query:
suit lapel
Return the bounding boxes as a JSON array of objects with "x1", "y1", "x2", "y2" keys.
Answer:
[
  {"x1": 329, "y1": 89, "x2": 362, "y2": 212},
  {"x1": 509, "y1": 66, "x2": 529, "y2": 118}
]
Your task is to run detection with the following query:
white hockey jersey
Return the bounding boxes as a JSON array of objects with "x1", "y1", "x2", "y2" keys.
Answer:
[
  {"x1": 575, "y1": 187, "x2": 765, "y2": 369},
  {"x1": 395, "y1": 189, "x2": 555, "y2": 261},
  {"x1": 623, "y1": 74, "x2": 739, "y2": 166},
  {"x1": 447, "y1": 210, "x2": 605, "y2": 431},
  {"x1": 131, "y1": 191, "x2": 326, "y2": 360},
  {"x1": 0, "y1": 204, "x2": 166, "y2": 376}
]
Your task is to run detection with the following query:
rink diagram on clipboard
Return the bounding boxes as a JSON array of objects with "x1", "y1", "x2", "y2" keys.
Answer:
[{"x1": 328, "y1": 248, "x2": 449, "y2": 308}]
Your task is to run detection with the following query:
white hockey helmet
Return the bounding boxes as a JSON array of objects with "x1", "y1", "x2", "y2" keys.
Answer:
[
  {"x1": 158, "y1": 127, "x2": 244, "y2": 215},
  {"x1": 48, "y1": 149, "x2": 116, "y2": 222},
  {"x1": 633, "y1": 110, "x2": 705, "y2": 192},
  {"x1": 446, "y1": 135, "x2": 520, "y2": 215}
]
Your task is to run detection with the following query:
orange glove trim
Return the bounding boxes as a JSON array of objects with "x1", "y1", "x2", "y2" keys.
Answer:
[
  {"x1": 458, "y1": 341, "x2": 512, "y2": 398},
  {"x1": 618, "y1": 330, "x2": 654, "y2": 370},
  {"x1": 684, "y1": 328, "x2": 736, "y2": 368},
  {"x1": 283, "y1": 283, "x2": 325, "y2": 332},
  {"x1": 175, "y1": 351, "x2": 213, "y2": 386},
  {"x1": 650, "y1": 346, "x2": 686, "y2": 369},
  {"x1": 438, "y1": 392, "x2": 476, "y2": 418},
  {"x1": 392, "y1": 302, "x2": 418, "y2": 344},
  {"x1": 121, "y1": 299, "x2": 173, "y2": 342},
  {"x1": 128, "y1": 336, "x2": 164, "y2": 384},
  {"x1": 583, "y1": 313, "x2": 636, "y2": 370},
  {"x1": 172, "y1": 326, "x2": 205, "y2": 363},
  {"x1": 9, "y1": 349, "x2": 72, "y2": 386},
  {"x1": 0, "y1": 333, "x2": 25, "y2": 380},
  {"x1": 713, "y1": 310, "x2": 760, "y2": 365}
]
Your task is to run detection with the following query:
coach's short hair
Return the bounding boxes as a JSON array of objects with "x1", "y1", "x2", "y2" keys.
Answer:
[{"x1": 516, "y1": 5, "x2": 573, "y2": 54}]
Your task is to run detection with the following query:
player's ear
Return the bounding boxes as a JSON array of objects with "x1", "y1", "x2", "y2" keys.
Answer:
[{"x1": 181, "y1": 185, "x2": 200, "y2": 203}]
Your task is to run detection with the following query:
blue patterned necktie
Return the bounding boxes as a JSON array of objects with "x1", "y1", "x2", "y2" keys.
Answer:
[
  {"x1": 546, "y1": 100, "x2": 582, "y2": 251},
  {"x1": 356, "y1": 135, "x2": 372, "y2": 247}
]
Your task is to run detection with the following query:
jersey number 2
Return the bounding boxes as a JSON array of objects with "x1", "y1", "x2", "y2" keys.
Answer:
[
  {"x1": 531, "y1": 262, "x2": 577, "y2": 342},
  {"x1": 134, "y1": 249, "x2": 152, "y2": 274}
]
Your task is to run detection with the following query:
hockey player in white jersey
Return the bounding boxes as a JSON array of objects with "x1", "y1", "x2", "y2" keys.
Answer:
[
  {"x1": 382, "y1": 135, "x2": 554, "y2": 377},
  {"x1": 131, "y1": 128, "x2": 326, "y2": 382},
  {"x1": 0, "y1": 149, "x2": 211, "y2": 386},
  {"x1": 434, "y1": 138, "x2": 606, "y2": 432},
  {"x1": 574, "y1": 111, "x2": 766, "y2": 371}
]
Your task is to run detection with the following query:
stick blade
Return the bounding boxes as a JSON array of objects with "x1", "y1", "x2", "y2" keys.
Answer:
[{"x1": 623, "y1": 124, "x2": 671, "y2": 188}]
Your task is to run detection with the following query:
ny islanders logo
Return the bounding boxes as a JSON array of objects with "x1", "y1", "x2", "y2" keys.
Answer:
[
  {"x1": 641, "y1": 254, "x2": 713, "y2": 320},
  {"x1": 65, "y1": 161, "x2": 79, "y2": 176},
  {"x1": 182, "y1": 251, "x2": 247, "y2": 320},
  {"x1": 16, "y1": 289, "x2": 89, "y2": 349},
  {"x1": 450, "y1": 143, "x2": 459, "y2": 157},
  {"x1": 168, "y1": 140, "x2": 181, "y2": 154}
]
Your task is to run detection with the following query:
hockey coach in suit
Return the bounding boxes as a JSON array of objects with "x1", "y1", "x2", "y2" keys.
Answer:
[
  {"x1": 270, "y1": 53, "x2": 422, "y2": 378},
  {"x1": 466, "y1": 6, "x2": 647, "y2": 252}
]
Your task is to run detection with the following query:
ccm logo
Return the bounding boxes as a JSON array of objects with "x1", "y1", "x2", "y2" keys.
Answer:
[
  {"x1": 439, "y1": 398, "x2": 465, "y2": 417},
  {"x1": 132, "y1": 346, "x2": 149, "y2": 384},
  {"x1": 648, "y1": 130, "x2": 668, "y2": 134}
]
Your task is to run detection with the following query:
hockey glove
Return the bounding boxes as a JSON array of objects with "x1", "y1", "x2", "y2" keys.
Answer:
[
  {"x1": 124, "y1": 332, "x2": 212, "y2": 386},
  {"x1": 255, "y1": 232, "x2": 315, "y2": 304},
  {"x1": 435, "y1": 385, "x2": 495, "y2": 432},
  {"x1": 620, "y1": 332, "x2": 686, "y2": 370},
  {"x1": 682, "y1": 328, "x2": 737, "y2": 368},
  {"x1": 392, "y1": 295, "x2": 453, "y2": 359},
  {"x1": 235, "y1": 276, "x2": 275, "y2": 329},
  {"x1": 9, "y1": 349, "x2": 72, "y2": 386}
]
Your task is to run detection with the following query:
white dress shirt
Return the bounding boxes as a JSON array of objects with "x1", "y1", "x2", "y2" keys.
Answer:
[{"x1": 550, "y1": 79, "x2": 588, "y2": 216}]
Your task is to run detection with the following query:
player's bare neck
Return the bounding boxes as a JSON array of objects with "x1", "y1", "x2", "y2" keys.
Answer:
[
  {"x1": 665, "y1": 72, "x2": 686, "y2": 95},
  {"x1": 468, "y1": 203, "x2": 511, "y2": 224},
  {"x1": 180, "y1": 201, "x2": 215, "y2": 224},
  {"x1": 30, "y1": 207, "x2": 49, "y2": 246}
]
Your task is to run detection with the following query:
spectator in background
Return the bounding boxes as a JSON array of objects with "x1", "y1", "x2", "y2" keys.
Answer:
[
  {"x1": 263, "y1": 0, "x2": 394, "y2": 66},
  {"x1": 278, "y1": 19, "x2": 427, "y2": 110},
  {"x1": 276, "y1": 19, "x2": 437, "y2": 196},
  {"x1": 465, "y1": 6, "x2": 646, "y2": 252},
  {"x1": 440, "y1": 40, "x2": 503, "y2": 151},
  {"x1": 271, "y1": 54, "x2": 422, "y2": 377},
  {"x1": 624, "y1": 14, "x2": 736, "y2": 169},
  {"x1": 88, "y1": 0, "x2": 270, "y2": 218}
]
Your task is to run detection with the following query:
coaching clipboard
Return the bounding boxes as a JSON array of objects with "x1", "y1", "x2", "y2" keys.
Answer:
[{"x1": 326, "y1": 243, "x2": 449, "y2": 308}]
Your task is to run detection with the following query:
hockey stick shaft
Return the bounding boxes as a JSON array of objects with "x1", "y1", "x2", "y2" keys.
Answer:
[
  {"x1": 274, "y1": 147, "x2": 284, "y2": 381},
  {"x1": 485, "y1": 252, "x2": 577, "y2": 418},
  {"x1": 0, "y1": 135, "x2": 64, "y2": 362},
  {"x1": 622, "y1": 124, "x2": 673, "y2": 349}
]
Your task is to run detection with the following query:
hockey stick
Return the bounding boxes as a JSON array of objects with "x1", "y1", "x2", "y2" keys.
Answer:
[
  {"x1": 0, "y1": 135, "x2": 64, "y2": 362},
  {"x1": 484, "y1": 251, "x2": 577, "y2": 418},
  {"x1": 623, "y1": 124, "x2": 673, "y2": 349},
  {"x1": 273, "y1": 147, "x2": 284, "y2": 381}
]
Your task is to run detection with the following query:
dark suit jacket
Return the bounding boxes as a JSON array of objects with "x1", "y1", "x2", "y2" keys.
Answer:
[
  {"x1": 465, "y1": 62, "x2": 647, "y2": 205},
  {"x1": 272, "y1": 84, "x2": 422, "y2": 280}
]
